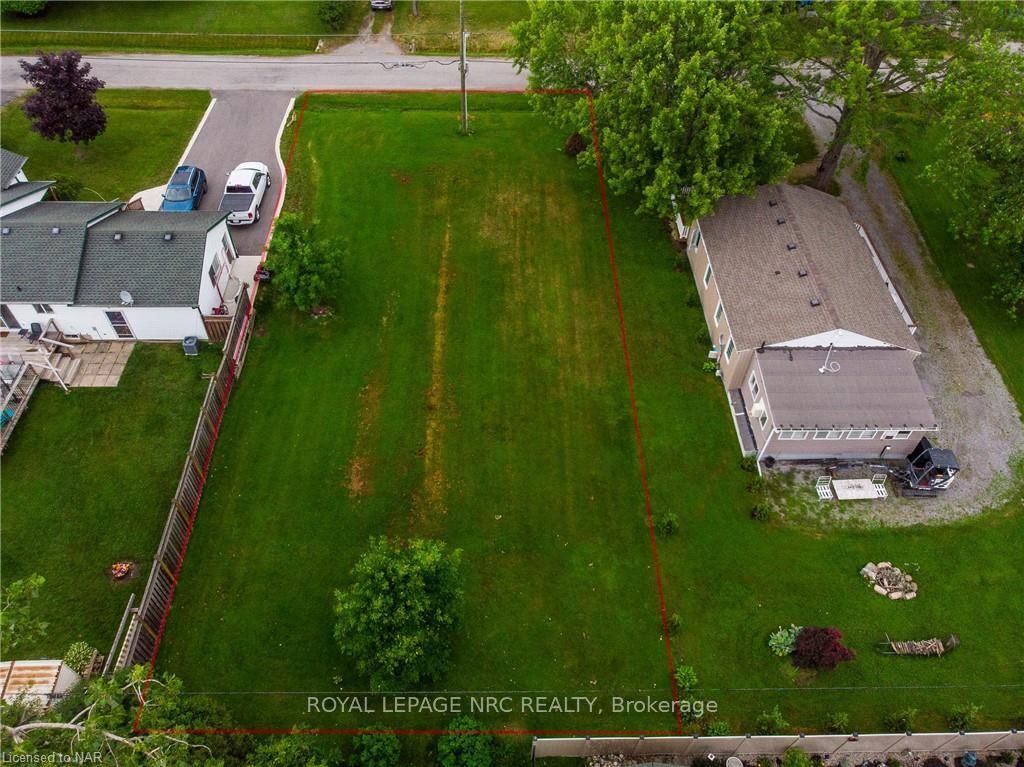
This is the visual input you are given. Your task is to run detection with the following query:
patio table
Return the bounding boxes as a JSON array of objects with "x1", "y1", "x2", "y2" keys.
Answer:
[{"x1": 831, "y1": 478, "x2": 881, "y2": 500}]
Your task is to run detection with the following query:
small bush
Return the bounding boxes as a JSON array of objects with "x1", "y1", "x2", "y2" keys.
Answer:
[
  {"x1": 437, "y1": 717, "x2": 492, "y2": 767},
  {"x1": 782, "y1": 750, "x2": 813, "y2": 767},
  {"x1": 883, "y1": 707, "x2": 918, "y2": 732},
  {"x1": 674, "y1": 664, "x2": 698, "y2": 693},
  {"x1": 694, "y1": 326, "x2": 711, "y2": 346},
  {"x1": 62, "y1": 641, "x2": 94, "y2": 674},
  {"x1": 703, "y1": 719, "x2": 730, "y2": 736},
  {"x1": 702, "y1": 360, "x2": 719, "y2": 374},
  {"x1": 351, "y1": 729, "x2": 401, "y2": 767},
  {"x1": 768, "y1": 624, "x2": 801, "y2": 657},
  {"x1": 886, "y1": 758, "x2": 902, "y2": 767},
  {"x1": 947, "y1": 703, "x2": 981, "y2": 731},
  {"x1": 49, "y1": 173, "x2": 83, "y2": 201},
  {"x1": 791, "y1": 626, "x2": 855, "y2": 670},
  {"x1": 655, "y1": 512, "x2": 679, "y2": 537},
  {"x1": 755, "y1": 705, "x2": 789, "y2": 735},
  {"x1": 318, "y1": 1, "x2": 358, "y2": 31},
  {"x1": 269, "y1": 213, "x2": 347, "y2": 313},
  {"x1": 746, "y1": 475, "x2": 766, "y2": 495},
  {"x1": 740, "y1": 455, "x2": 758, "y2": 473},
  {"x1": 824, "y1": 711, "x2": 849, "y2": 734},
  {"x1": 683, "y1": 290, "x2": 701, "y2": 308},
  {"x1": 2, "y1": 1, "x2": 48, "y2": 15},
  {"x1": 666, "y1": 612, "x2": 682, "y2": 636},
  {"x1": 564, "y1": 132, "x2": 586, "y2": 157},
  {"x1": 750, "y1": 503, "x2": 771, "y2": 522}
]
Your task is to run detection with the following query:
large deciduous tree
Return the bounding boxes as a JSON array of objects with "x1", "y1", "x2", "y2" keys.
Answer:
[
  {"x1": 512, "y1": 0, "x2": 798, "y2": 221},
  {"x1": 269, "y1": 213, "x2": 347, "y2": 313},
  {"x1": 0, "y1": 574, "x2": 48, "y2": 657},
  {"x1": 20, "y1": 50, "x2": 106, "y2": 146},
  {"x1": 925, "y1": 37, "x2": 1024, "y2": 314},
  {"x1": 334, "y1": 537, "x2": 463, "y2": 690}
]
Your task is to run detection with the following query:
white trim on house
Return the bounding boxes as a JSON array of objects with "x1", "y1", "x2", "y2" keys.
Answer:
[
  {"x1": 702, "y1": 261, "x2": 713, "y2": 289},
  {"x1": 773, "y1": 328, "x2": 892, "y2": 349},
  {"x1": 856, "y1": 222, "x2": 917, "y2": 335},
  {"x1": 724, "y1": 336, "x2": 735, "y2": 361}
]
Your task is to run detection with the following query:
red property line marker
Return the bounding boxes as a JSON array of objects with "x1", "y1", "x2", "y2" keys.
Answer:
[{"x1": 133, "y1": 87, "x2": 681, "y2": 737}]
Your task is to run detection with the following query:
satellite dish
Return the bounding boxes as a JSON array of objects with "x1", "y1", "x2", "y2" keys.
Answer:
[{"x1": 119, "y1": 290, "x2": 134, "y2": 306}]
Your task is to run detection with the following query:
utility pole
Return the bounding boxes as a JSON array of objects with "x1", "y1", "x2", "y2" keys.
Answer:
[
  {"x1": 411, "y1": 0, "x2": 418, "y2": 17},
  {"x1": 459, "y1": 0, "x2": 469, "y2": 135}
]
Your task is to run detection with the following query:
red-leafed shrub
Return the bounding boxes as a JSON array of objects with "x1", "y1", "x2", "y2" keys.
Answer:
[
  {"x1": 564, "y1": 132, "x2": 586, "y2": 157},
  {"x1": 792, "y1": 626, "x2": 855, "y2": 670}
]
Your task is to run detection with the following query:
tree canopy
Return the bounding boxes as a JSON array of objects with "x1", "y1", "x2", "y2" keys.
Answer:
[
  {"x1": 512, "y1": 0, "x2": 799, "y2": 221},
  {"x1": 20, "y1": 50, "x2": 106, "y2": 145},
  {"x1": 0, "y1": 574, "x2": 48, "y2": 656},
  {"x1": 437, "y1": 717, "x2": 492, "y2": 767},
  {"x1": 268, "y1": 213, "x2": 347, "y2": 313},
  {"x1": 334, "y1": 537, "x2": 463, "y2": 690}
]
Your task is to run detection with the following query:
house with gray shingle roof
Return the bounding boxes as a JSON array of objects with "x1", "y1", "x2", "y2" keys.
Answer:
[
  {"x1": 1, "y1": 200, "x2": 239, "y2": 341},
  {"x1": 682, "y1": 183, "x2": 937, "y2": 462},
  {"x1": 0, "y1": 147, "x2": 55, "y2": 217}
]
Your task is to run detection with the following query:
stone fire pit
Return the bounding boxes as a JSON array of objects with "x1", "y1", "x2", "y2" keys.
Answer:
[{"x1": 861, "y1": 561, "x2": 918, "y2": 600}]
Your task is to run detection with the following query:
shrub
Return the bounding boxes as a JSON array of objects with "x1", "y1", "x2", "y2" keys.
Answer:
[
  {"x1": 318, "y1": 1, "x2": 358, "y2": 31},
  {"x1": 674, "y1": 664, "x2": 698, "y2": 693},
  {"x1": 947, "y1": 703, "x2": 981, "y2": 731},
  {"x1": 750, "y1": 503, "x2": 771, "y2": 522},
  {"x1": 755, "y1": 705, "x2": 789, "y2": 735},
  {"x1": 350, "y1": 729, "x2": 401, "y2": 767},
  {"x1": 791, "y1": 626, "x2": 855, "y2": 670},
  {"x1": 768, "y1": 625, "x2": 802, "y2": 657},
  {"x1": 702, "y1": 360, "x2": 719, "y2": 374},
  {"x1": 666, "y1": 612, "x2": 682, "y2": 636},
  {"x1": 250, "y1": 737, "x2": 328, "y2": 767},
  {"x1": 883, "y1": 708, "x2": 918, "y2": 732},
  {"x1": 782, "y1": 750, "x2": 813, "y2": 767},
  {"x1": 437, "y1": 717, "x2": 492, "y2": 767},
  {"x1": 886, "y1": 758, "x2": 902, "y2": 767},
  {"x1": 703, "y1": 719, "x2": 730, "y2": 736},
  {"x1": 49, "y1": 173, "x2": 83, "y2": 201},
  {"x1": 655, "y1": 512, "x2": 679, "y2": 536},
  {"x1": 334, "y1": 537, "x2": 463, "y2": 689},
  {"x1": 2, "y1": 1, "x2": 48, "y2": 15},
  {"x1": 824, "y1": 711, "x2": 849, "y2": 734},
  {"x1": 491, "y1": 738, "x2": 529, "y2": 767},
  {"x1": 564, "y1": 132, "x2": 586, "y2": 157},
  {"x1": 739, "y1": 455, "x2": 758, "y2": 473},
  {"x1": 746, "y1": 475, "x2": 766, "y2": 495},
  {"x1": 694, "y1": 326, "x2": 711, "y2": 345},
  {"x1": 62, "y1": 641, "x2": 94, "y2": 674},
  {"x1": 269, "y1": 213, "x2": 347, "y2": 312}
]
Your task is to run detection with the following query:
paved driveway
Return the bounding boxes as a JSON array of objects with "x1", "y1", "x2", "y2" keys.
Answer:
[{"x1": 182, "y1": 90, "x2": 295, "y2": 255}]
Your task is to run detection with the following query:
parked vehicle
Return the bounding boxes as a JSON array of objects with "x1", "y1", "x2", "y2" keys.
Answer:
[
  {"x1": 219, "y1": 162, "x2": 271, "y2": 226},
  {"x1": 160, "y1": 165, "x2": 207, "y2": 212},
  {"x1": 370, "y1": 0, "x2": 393, "y2": 10}
]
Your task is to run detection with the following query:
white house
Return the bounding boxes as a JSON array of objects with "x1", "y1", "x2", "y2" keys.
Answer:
[
  {"x1": 0, "y1": 659, "x2": 81, "y2": 711},
  {"x1": 0, "y1": 147, "x2": 54, "y2": 217},
  {"x1": 1, "y1": 201, "x2": 239, "y2": 341}
]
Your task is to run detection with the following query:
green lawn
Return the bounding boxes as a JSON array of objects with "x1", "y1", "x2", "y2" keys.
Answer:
[
  {"x1": 0, "y1": 2, "x2": 354, "y2": 55},
  {"x1": 390, "y1": 0, "x2": 528, "y2": 54},
  {"x1": 1, "y1": 344, "x2": 219, "y2": 659},
  {"x1": 0, "y1": 90, "x2": 210, "y2": 203},
  {"x1": 155, "y1": 94, "x2": 1023, "y2": 734}
]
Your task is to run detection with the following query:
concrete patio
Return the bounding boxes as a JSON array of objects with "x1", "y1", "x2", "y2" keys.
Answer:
[{"x1": 72, "y1": 342, "x2": 135, "y2": 388}]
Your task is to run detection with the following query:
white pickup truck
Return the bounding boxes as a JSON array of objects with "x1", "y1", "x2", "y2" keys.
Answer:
[{"x1": 218, "y1": 162, "x2": 271, "y2": 226}]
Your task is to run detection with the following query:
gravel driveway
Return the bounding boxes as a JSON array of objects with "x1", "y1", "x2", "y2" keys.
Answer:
[
  {"x1": 798, "y1": 107, "x2": 1024, "y2": 524},
  {"x1": 182, "y1": 90, "x2": 295, "y2": 256}
]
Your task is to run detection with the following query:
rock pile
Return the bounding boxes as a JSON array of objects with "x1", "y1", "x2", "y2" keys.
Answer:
[{"x1": 861, "y1": 561, "x2": 918, "y2": 600}]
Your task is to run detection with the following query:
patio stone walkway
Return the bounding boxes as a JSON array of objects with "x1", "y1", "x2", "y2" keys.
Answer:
[{"x1": 72, "y1": 342, "x2": 135, "y2": 388}]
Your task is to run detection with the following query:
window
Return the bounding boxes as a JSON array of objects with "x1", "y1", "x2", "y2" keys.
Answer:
[
  {"x1": 882, "y1": 429, "x2": 913, "y2": 440},
  {"x1": 702, "y1": 263, "x2": 713, "y2": 289},
  {"x1": 690, "y1": 229, "x2": 702, "y2": 250},
  {"x1": 714, "y1": 301, "x2": 724, "y2": 326},
  {"x1": 208, "y1": 254, "x2": 224, "y2": 286},
  {"x1": 32, "y1": 304, "x2": 53, "y2": 314},
  {"x1": 814, "y1": 430, "x2": 845, "y2": 440},
  {"x1": 749, "y1": 372, "x2": 759, "y2": 399},
  {"x1": 848, "y1": 430, "x2": 877, "y2": 440},
  {"x1": 779, "y1": 430, "x2": 809, "y2": 440},
  {"x1": 104, "y1": 311, "x2": 134, "y2": 339},
  {"x1": 758, "y1": 409, "x2": 768, "y2": 429},
  {"x1": 222, "y1": 233, "x2": 236, "y2": 263},
  {"x1": 1, "y1": 304, "x2": 21, "y2": 330},
  {"x1": 724, "y1": 337, "x2": 735, "y2": 361}
]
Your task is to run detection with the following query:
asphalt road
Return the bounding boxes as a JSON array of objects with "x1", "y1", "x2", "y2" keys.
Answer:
[
  {"x1": 183, "y1": 91, "x2": 295, "y2": 256},
  {"x1": 0, "y1": 52, "x2": 527, "y2": 97}
]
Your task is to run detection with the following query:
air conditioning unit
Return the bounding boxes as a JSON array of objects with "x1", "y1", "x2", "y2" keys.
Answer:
[
  {"x1": 708, "y1": 349, "x2": 720, "y2": 360},
  {"x1": 751, "y1": 402, "x2": 765, "y2": 417}
]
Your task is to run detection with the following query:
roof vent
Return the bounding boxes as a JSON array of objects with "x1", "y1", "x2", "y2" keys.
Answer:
[
  {"x1": 787, "y1": 243, "x2": 798, "y2": 251},
  {"x1": 798, "y1": 268, "x2": 809, "y2": 278},
  {"x1": 51, "y1": 226, "x2": 61, "y2": 235},
  {"x1": 1, "y1": 227, "x2": 10, "y2": 235},
  {"x1": 163, "y1": 232, "x2": 174, "y2": 241},
  {"x1": 776, "y1": 218, "x2": 786, "y2": 225},
  {"x1": 113, "y1": 232, "x2": 123, "y2": 241},
  {"x1": 768, "y1": 199, "x2": 778, "y2": 207},
  {"x1": 810, "y1": 298, "x2": 821, "y2": 307}
]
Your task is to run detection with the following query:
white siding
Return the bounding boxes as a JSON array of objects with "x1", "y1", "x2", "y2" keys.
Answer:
[
  {"x1": 0, "y1": 188, "x2": 51, "y2": 218},
  {"x1": 4, "y1": 303, "x2": 207, "y2": 341},
  {"x1": 197, "y1": 222, "x2": 238, "y2": 314}
]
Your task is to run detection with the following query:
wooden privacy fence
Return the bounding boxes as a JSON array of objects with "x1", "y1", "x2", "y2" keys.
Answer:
[
  {"x1": 532, "y1": 731, "x2": 1024, "y2": 761},
  {"x1": 116, "y1": 286, "x2": 253, "y2": 671}
]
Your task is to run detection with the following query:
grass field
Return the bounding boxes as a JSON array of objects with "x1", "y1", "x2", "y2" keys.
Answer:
[
  {"x1": 154, "y1": 94, "x2": 1023, "y2": 735},
  {"x1": 0, "y1": 1, "x2": 355, "y2": 55},
  {"x1": 1, "y1": 344, "x2": 219, "y2": 659},
  {"x1": 0, "y1": 90, "x2": 210, "y2": 203},
  {"x1": 391, "y1": 0, "x2": 528, "y2": 55}
]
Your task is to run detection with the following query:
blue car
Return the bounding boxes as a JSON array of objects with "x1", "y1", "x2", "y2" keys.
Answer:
[{"x1": 160, "y1": 165, "x2": 207, "y2": 211}]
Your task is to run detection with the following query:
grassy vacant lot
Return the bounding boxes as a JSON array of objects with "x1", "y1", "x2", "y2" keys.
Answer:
[
  {"x1": 391, "y1": 0, "x2": 528, "y2": 54},
  {"x1": 156, "y1": 95, "x2": 1022, "y2": 734},
  {"x1": 0, "y1": 90, "x2": 210, "y2": 203},
  {"x1": 0, "y1": 2, "x2": 354, "y2": 54},
  {"x1": 1, "y1": 344, "x2": 219, "y2": 659}
]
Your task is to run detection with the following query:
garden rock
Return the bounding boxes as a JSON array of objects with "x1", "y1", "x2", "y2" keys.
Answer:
[{"x1": 861, "y1": 561, "x2": 918, "y2": 600}]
